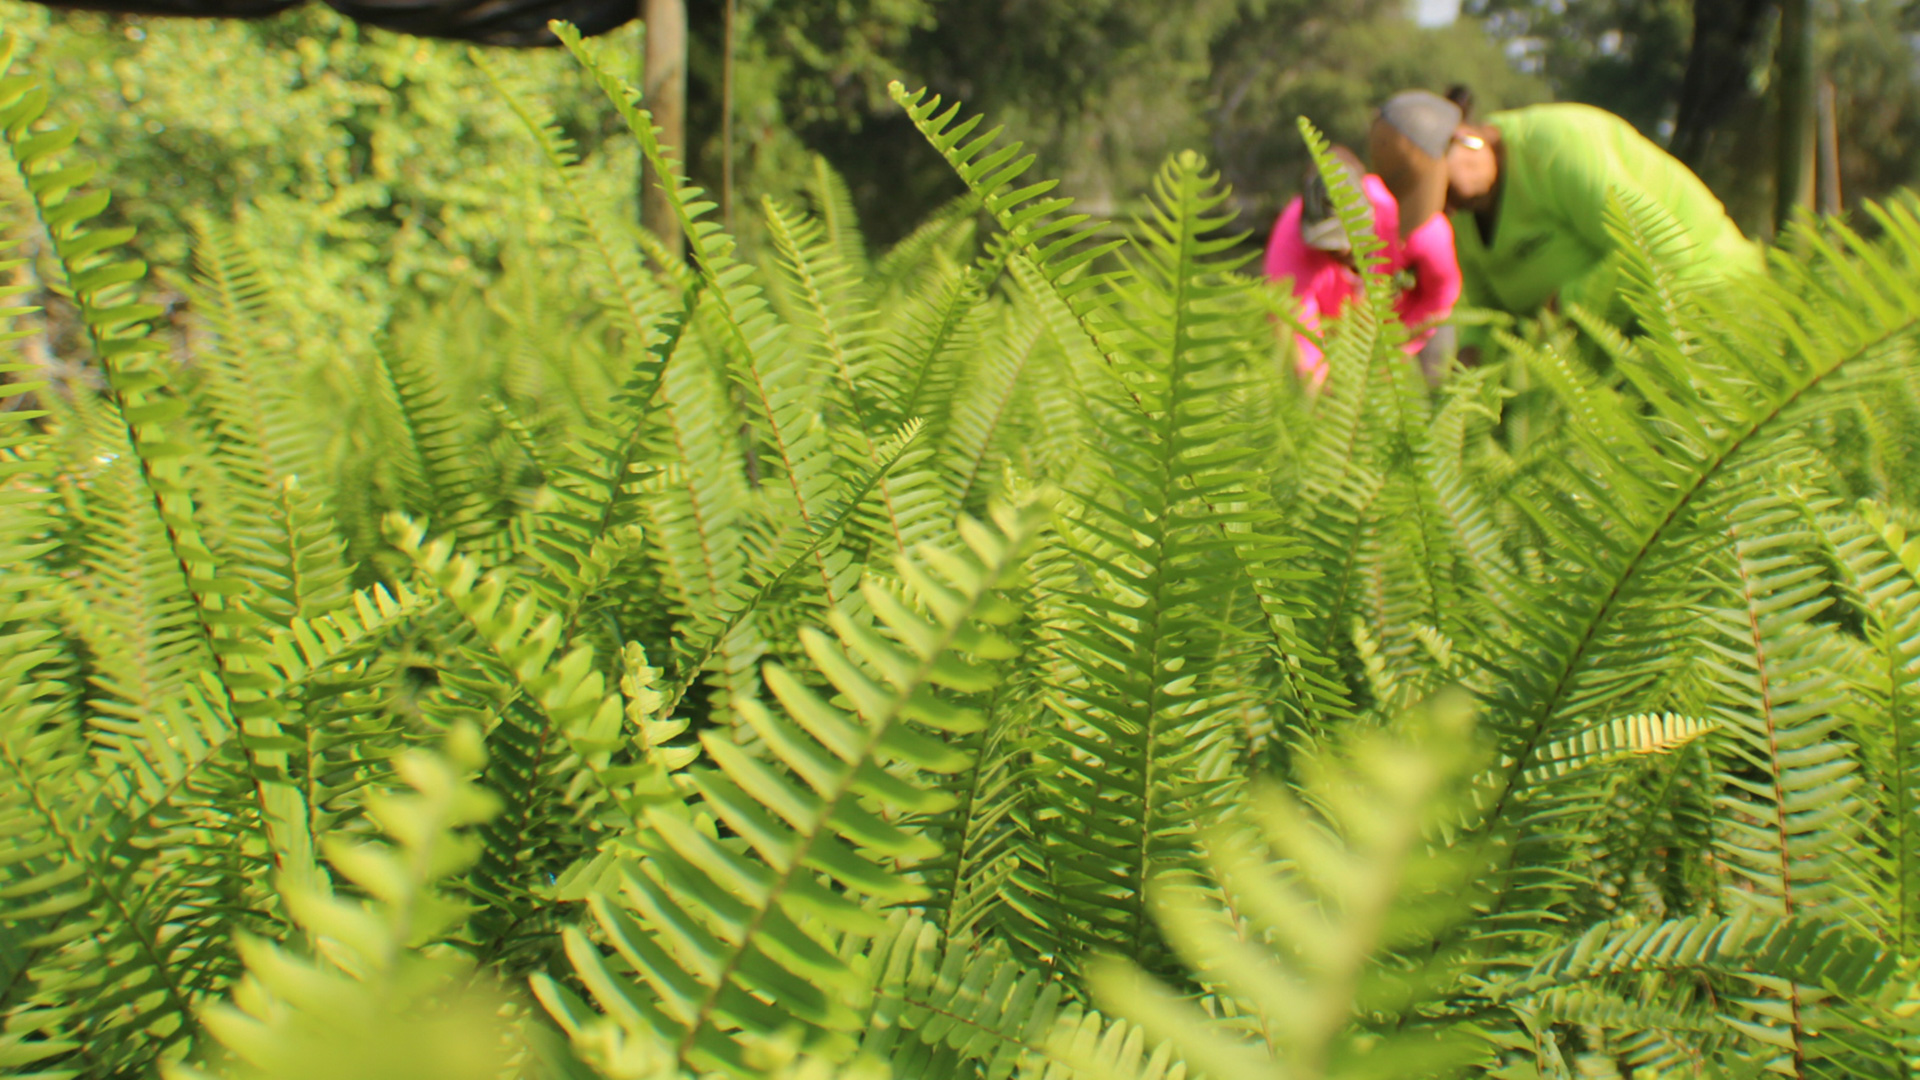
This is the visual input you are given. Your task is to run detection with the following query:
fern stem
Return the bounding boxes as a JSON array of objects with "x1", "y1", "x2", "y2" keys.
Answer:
[
  {"x1": 1119, "y1": 162, "x2": 1204, "y2": 962},
  {"x1": 671, "y1": 565, "x2": 1014, "y2": 1065},
  {"x1": 656, "y1": 429, "x2": 921, "y2": 720},
  {"x1": 1889, "y1": 617, "x2": 1912, "y2": 959},
  {"x1": 0, "y1": 741, "x2": 201, "y2": 1059},
  {"x1": 1725, "y1": 516, "x2": 1809, "y2": 1076},
  {"x1": 1482, "y1": 311, "x2": 1919, "y2": 838}
]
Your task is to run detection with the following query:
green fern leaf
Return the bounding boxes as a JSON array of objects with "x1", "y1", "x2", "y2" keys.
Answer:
[{"x1": 541, "y1": 500, "x2": 1045, "y2": 1077}]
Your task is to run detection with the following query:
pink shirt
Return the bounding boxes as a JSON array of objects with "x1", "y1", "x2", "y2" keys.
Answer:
[{"x1": 1263, "y1": 173, "x2": 1462, "y2": 385}]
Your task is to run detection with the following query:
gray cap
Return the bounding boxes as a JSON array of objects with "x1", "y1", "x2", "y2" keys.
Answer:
[{"x1": 1379, "y1": 90, "x2": 1463, "y2": 160}]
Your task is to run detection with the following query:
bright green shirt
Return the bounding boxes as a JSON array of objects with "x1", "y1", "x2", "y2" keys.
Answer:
[{"x1": 1450, "y1": 103, "x2": 1761, "y2": 341}]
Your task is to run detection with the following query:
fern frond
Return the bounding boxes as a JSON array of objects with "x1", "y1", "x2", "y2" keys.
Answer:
[
  {"x1": 0, "y1": 42, "x2": 316, "y2": 970},
  {"x1": 1814, "y1": 498, "x2": 1920, "y2": 957},
  {"x1": 0, "y1": 127, "x2": 86, "y2": 1076},
  {"x1": 522, "y1": 283, "x2": 696, "y2": 630},
  {"x1": 1527, "y1": 712, "x2": 1717, "y2": 783},
  {"x1": 479, "y1": 49, "x2": 676, "y2": 378},
  {"x1": 888, "y1": 83, "x2": 1124, "y2": 373},
  {"x1": 373, "y1": 336, "x2": 487, "y2": 538},
  {"x1": 761, "y1": 194, "x2": 945, "y2": 559},
  {"x1": 1454, "y1": 191, "x2": 1920, "y2": 954},
  {"x1": 857, "y1": 913, "x2": 1071, "y2": 1080},
  {"x1": 873, "y1": 191, "x2": 981, "y2": 295},
  {"x1": 1012, "y1": 151, "x2": 1281, "y2": 973},
  {"x1": 1704, "y1": 492, "x2": 1861, "y2": 921},
  {"x1": 1084, "y1": 692, "x2": 1488, "y2": 1080},
  {"x1": 807, "y1": 154, "x2": 871, "y2": 278},
  {"x1": 541, "y1": 501, "x2": 1046, "y2": 1077},
  {"x1": 388, "y1": 514, "x2": 633, "y2": 968},
  {"x1": 645, "y1": 330, "x2": 757, "y2": 713},
  {"x1": 1490, "y1": 913, "x2": 1906, "y2": 1078},
  {"x1": 938, "y1": 306, "x2": 1043, "y2": 516},
  {"x1": 170, "y1": 725, "x2": 517, "y2": 1080},
  {"x1": 181, "y1": 214, "x2": 334, "y2": 580},
  {"x1": 658, "y1": 420, "x2": 930, "y2": 722}
]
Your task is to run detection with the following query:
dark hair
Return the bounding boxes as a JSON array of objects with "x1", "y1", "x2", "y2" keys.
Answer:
[
  {"x1": 1328, "y1": 144, "x2": 1366, "y2": 174},
  {"x1": 1299, "y1": 145, "x2": 1366, "y2": 227},
  {"x1": 1305, "y1": 145, "x2": 1367, "y2": 212},
  {"x1": 1444, "y1": 84, "x2": 1474, "y2": 121}
]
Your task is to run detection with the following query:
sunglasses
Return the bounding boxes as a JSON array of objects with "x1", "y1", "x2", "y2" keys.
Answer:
[{"x1": 1451, "y1": 132, "x2": 1487, "y2": 151}]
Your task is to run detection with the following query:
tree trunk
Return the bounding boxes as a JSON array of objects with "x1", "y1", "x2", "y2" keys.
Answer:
[
  {"x1": 1670, "y1": 0, "x2": 1776, "y2": 168},
  {"x1": 641, "y1": 0, "x2": 687, "y2": 259},
  {"x1": 1773, "y1": 0, "x2": 1813, "y2": 231}
]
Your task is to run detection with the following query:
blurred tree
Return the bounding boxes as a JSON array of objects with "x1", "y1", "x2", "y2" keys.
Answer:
[
  {"x1": 1820, "y1": 0, "x2": 1920, "y2": 211},
  {"x1": 1775, "y1": 0, "x2": 1812, "y2": 226},
  {"x1": 0, "y1": 2, "x2": 632, "y2": 275},
  {"x1": 679, "y1": 0, "x2": 941, "y2": 243},
  {"x1": 713, "y1": 0, "x2": 1250, "y2": 244},
  {"x1": 1471, "y1": 0, "x2": 1920, "y2": 233},
  {"x1": 1465, "y1": 0, "x2": 1693, "y2": 137},
  {"x1": 1670, "y1": 0, "x2": 1774, "y2": 166},
  {"x1": 774, "y1": 0, "x2": 1550, "y2": 244},
  {"x1": 900, "y1": 0, "x2": 1243, "y2": 210}
]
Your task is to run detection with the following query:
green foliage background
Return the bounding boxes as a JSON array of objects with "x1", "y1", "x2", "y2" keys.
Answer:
[{"x1": 5, "y1": 8, "x2": 1920, "y2": 1080}]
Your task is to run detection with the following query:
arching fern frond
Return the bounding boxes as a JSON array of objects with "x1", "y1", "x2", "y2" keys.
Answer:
[
  {"x1": 1459, "y1": 190, "x2": 1920, "y2": 956},
  {"x1": 1084, "y1": 693, "x2": 1488, "y2": 1080},
  {"x1": 888, "y1": 82, "x2": 1123, "y2": 364},
  {"x1": 0, "y1": 55, "x2": 325, "y2": 1078},
  {"x1": 1814, "y1": 498, "x2": 1920, "y2": 957},
  {"x1": 478, "y1": 48, "x2": 677, "y2": 374},
  {"x1": 172, "y1": 726, "x2": 517, "y2": 1080},
  {"x1": 537, "y1": 501, "x2": 1046, "y2": 1078},
  {"x1": 387, "y1": 514, "x2": 632, "y2": 969},
  {"x1": 1012, "y1": 151, "x2": 1278, "y2": 973}
]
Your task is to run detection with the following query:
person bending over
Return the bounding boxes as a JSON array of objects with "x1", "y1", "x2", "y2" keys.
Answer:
[
  {"x1": 1264, "y1": 145, "x2": 1461, "y2": 388},
  {"x1": 1368, "y1": 89, "x2": 1761, "y2": 362}
]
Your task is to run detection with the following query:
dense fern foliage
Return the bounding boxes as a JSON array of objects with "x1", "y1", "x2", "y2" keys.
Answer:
[{"x1": 7, "y1": 24, "x2": 1920, "y2": 1080}]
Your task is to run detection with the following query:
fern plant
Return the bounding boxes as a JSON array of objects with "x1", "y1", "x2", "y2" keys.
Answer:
[{"x1": 10, "y1": 20, "x2": 1920, "y2": 1080}]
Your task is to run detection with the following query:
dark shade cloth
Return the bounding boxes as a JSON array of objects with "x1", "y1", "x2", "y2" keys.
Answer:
[
  {"x1": 33, "y1": 0, "x2": 303, "y2": 17},
  {"x1": 28, "y1": 0, "x2": 639, "y2": 45}
]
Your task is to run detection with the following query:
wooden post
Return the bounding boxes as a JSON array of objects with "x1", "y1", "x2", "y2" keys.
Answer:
[
  {"x1": 641, "y1": 0, "x2": 686, "y2": 259},
  {"x1": 1816, "y1": 77, "x2": 1841, "y2": 216},
  {"x1": 720, "y1": 0, "x2": 735, "y2": 230},
  {"x1": 1772, "y1": 0, "x2": 1812, "y2": 232}
]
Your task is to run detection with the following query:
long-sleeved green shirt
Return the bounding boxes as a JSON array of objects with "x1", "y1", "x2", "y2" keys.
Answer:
[{"x1": 1451, "y1": 103, "x2": 1761, "y2": 344}]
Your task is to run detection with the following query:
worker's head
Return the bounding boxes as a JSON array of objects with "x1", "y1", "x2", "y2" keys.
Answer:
[
  {"x1": 1367, "y1": 89, "x2": 1466, "y2": 232},
  {"x1": 1445, "y1": 129, "x2": 1499, "y2": 209},
  {"x1": 1299, "y1": 145, "x2": 1371, "y2": 259}
]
